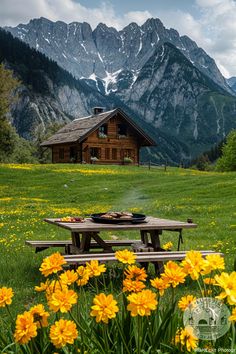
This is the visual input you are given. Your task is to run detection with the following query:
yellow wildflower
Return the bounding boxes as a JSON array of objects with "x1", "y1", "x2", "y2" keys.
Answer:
[
  {"x1": 150, "y1": 277, "x2": 169, "y2": 296},
  {"x1": 175, "y1": 326, "x2": 198, "y2": 352},
  {"x1": 214, "y1": 272, "x2": 236, "y2": 305},
  {"x1": 229, "y1": 308, "x2": 236, "y2": 322},
  {"x1": 124, "y1": 265, "x2": 147, "y2": 281},
  {"x1": 163, "y1": 241, "x2": 173, "y2": 251},
  {"x1": 45, "y1": 280, "x2": 68, "y2": 301},
  {"x1": 181, "y1": 251, "x2": 204, "y2": 280},
  {"x1": 14, "y1": 311, "x2": 37, "y2": 344},
  {"x1": 115, "y1": 249, "x2": 136, "y2": 264},
  {"x1": 29, "y1": 304, "x2": 49, "y2": 328},
  {"x1": 123, "y1": 278, "x2": 146, "y2": 293},
  {"x1": 90, "y1": 293, "x2": 119, "y2": 323},
  {"x1": 50, "y1": 319, "x2": 78, "y2": 348},
  {"x1": 35, "y1": 280, "x2": 50, "y2": 292},
  {"x1": 76, "y1": 266, "x2": 90, "y2": 286},
  {"x1": 201, "y1": 254, "x2": 225, "y2": 274},
  {"x1": 48, "y1": 289, "x2": 78, "y2": 313},
  {"x1": 179, "y1": 326, "x2": 198, "y2": 352},
  {"x1": 59, "y1": 270, "x2": 78, "y2": 285},
  {"x1": 178, "y1": 295, "x2": 196, "y2": 311},
  {"x1": 127, "y1": 289, "x2": 158, "y2": 317},
  {"x1": 85, "y1": 260, "x2": 106, "y2": 277},
  {"x1": 203, "y1": 277, "x2": 215, "y2": 285},
  {"x1": 0, "y1": 287, "x2": 14, "y2": 307},
  {"x1": 161, "y1": 261, "x2": 186, "y2": 288},
  {"x1": 39, "y1": 252, "x2": 66, "y2": 277}
]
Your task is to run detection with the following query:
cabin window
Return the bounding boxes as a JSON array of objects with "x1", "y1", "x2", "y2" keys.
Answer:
[
  {"x1": 117, "y1": 123, "x2": 127, "y2": 137},
  {"x1": 59, "y1": 148, "x2": 64, "y2": 160},
  {"x1": 98, "y1": 124, "x2": 108, "y2": 138},
  {"x1": 70, "y1": 146, "x2": 77, "y2": 162},
  {"x1": 105, "y1": 148, "x2": 110, "y2": 160},
  {"x1": 112, "y1": 148, "x2": 117, "y2": 160},
  {"x1": 90, "y1": 147, "x2": 101, "y2": 159},
  {"x1": 124, "y1": 149, "x2": 133, "y2": 158}
]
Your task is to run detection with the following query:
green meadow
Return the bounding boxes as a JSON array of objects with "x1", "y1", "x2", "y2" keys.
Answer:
[{"x1": 0, "y1": 163, "x2": 235, "y2": 314}]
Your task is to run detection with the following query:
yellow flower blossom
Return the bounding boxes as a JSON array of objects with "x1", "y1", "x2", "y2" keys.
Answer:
[
  {"x1": 29, "y1": 304, "x2": 49, "y2": 328},
  {"x1": 39, "y1": 252, "x2": 66, "y2": 277},
  {"x1": 48, "y1": 289, "x2": 78, "y2": 313},
  {"x1": 115, "y1": 249, "x2": 136, "y2": 264},
  {"x1": 0, "y1": 287, "x2": 14, "y2": 307},
  {"x1": 14, "y1": 311, "x2": 37, "y2": 344},
  {"x1": 50, "y1": 319, "x2": 78, "y2": 348},
  {"x1": 90, "y1": 293, "x2": 119, "y2": 323},
  {"x1": 214, "y1": 272, "x2": 236, "y2": 305},
  {"x1": 35, "y1": 280, "x2": 50, "y2": 292},
  {"x1": 178, "y1": 295, "x2": 196, "y2": 311},
  {"x1": 85, "y1": 260, "x2": 106, "y2": 277},
  {"x1": 123, "y1": 279, "x2": 146, "y2": 293},
  {"x1": 150, "y1": 277, "x2": 169, "y2": 296},
  {"x1": 45, "y1": 280, "x2": 68, "y2": 301},
  {"x1": 175, "y1": 327, "x2": 198, "y2": 352},
  {"x1": 124, "y1": 265, "x2": 147, "y2": 281},
  {"x1": 181, "y1": 251, "x2": 204, "y2": 280},
  {"x1": 229, "y1": 307, "x2": 236, "y2": 322},
  {"x1": 127, "y1": 289, "x2": 158, "y2": 317},
  {"x1": 76, "y1": 266, "x2": 90, "y2": 286},
  {"x1": 161, "y1": 261, "x2": 186, "y2": 288},
  {"x1": 59, "y1": 270, "x2": 78, "y2": 285},
  {"x1": 201, "y1": 254, "x2": 225, "y2": 275},
  {"x1": 163, "y1": 241, "x2": 173, "y2": 251},
  {"x1": 203, "y1": 277, "x2": 215, "y2": 285}
]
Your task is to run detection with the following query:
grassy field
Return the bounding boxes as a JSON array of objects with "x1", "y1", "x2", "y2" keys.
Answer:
[{"x1": 0, "y1": 163, "x2": 235, "y2": 315}]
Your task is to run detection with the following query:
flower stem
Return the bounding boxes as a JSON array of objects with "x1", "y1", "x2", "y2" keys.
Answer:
[
  {"x1": 231, "y1": 323, "x2": 235, "y2": 350},
  {"x1": 115, "y1": 318, "x2": 130, "y2": 353},
  {"x1": 137, "y1": 316, "x2": 141, "y2": 354},
  {"x1": 103, "y1": 325, "x2": 110, "y2": 353}
]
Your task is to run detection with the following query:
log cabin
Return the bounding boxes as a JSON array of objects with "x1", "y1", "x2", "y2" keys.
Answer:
[{"x1": 41, "y1": 107, "x2": 156, "y2": 164}]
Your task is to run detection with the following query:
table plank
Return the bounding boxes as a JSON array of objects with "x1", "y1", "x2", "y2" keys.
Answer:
[{"x1": 44, "y1": 217, "x2": 197, "y2": 232}]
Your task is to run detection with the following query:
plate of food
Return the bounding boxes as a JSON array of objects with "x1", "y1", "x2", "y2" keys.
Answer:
[
  {"x1": 56, "y1": 216, "x2": 85, "y2": 223},
  {"x1": 90, "y1": 212, "x2": 146, "y2": 224}
]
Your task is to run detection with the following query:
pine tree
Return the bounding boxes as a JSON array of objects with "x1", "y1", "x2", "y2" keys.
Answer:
[
  {"x1": 0, "y1": 63, "x2": 19, "y2": 120},
  {"x1": 216, "y1": 130, "x2": 236, "y2": 171}
]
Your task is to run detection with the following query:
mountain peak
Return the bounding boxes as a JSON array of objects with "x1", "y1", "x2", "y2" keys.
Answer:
[{"x1": 142, "y1": 17, "x2": 165, "y2": 31}]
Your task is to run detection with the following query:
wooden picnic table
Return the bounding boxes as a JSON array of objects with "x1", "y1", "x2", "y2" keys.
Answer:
[{"x1": 44, "y1": 216, "x2": 197, "y2": 254}]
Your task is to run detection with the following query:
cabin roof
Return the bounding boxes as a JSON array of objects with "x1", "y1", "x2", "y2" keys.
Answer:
[{"x1": 41, "y1": 108, "x2": 156, "y2": 147}]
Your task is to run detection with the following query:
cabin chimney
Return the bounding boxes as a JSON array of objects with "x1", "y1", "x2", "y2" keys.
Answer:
[{"x1": 93, "y1": 107, "x2": 105, "y2": 115}]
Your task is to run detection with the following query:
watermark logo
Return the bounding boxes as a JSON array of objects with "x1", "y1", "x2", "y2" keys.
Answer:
[{"x1": 183, "y1": 297, "x2": 230, "y2": 340}]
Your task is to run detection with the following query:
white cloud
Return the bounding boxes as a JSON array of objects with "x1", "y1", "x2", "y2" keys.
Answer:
[
  {"x1": 154, "y1": 1, "x2": 236, "y2": 77},
  {"x1": 0, "y1": 0, "x2": 151, "y2": 29}
]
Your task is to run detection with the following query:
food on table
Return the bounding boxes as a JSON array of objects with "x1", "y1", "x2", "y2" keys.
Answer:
[
  {"x1": 59, "y1": 216, "x2": 84, "y2": 222},
  {"x1": 101, "y1": 212, "x2": 133, "y2": 220}
]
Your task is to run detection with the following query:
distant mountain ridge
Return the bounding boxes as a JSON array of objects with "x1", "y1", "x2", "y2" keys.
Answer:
[
  {"x1": 5, "y1": 17, "x2": 232, "y2": 95},
  {"x1": 227, "y1": 77, "x2": 236, "y2": 92}
]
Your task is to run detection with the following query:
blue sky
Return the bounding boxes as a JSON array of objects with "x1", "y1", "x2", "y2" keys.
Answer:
[{"x1": 1, "y1": 0, "x2": 236, "y2": 77}]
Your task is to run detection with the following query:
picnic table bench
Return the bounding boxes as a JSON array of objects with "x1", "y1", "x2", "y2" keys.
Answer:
[
  {"x1": 25, "y1": 239, "x2": 141, "y2": 253},
  {"x1": 63, "y1": 250, "x2": 223, "y2": 267}
]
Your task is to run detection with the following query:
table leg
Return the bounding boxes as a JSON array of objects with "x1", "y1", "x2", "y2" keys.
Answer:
[
  {"x1": 150, "y1": 230, "x2": 164, "y2": 275},
  {"x1": 68, "y1": 232, "x2": 82, "y2": 254},
  {"x1": 92, "y1": 233, "x2": 113, "y2": 252},
  {"x1": 80, "y1": 232, "x2": 92, "y2": 252}
]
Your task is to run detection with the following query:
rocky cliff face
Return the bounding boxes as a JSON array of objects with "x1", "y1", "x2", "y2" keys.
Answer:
[
  {"x1": 5, "y1": 17, "x2": 232, "y2": 94},
  {"x1": 115, "y1": 43, "x2": 236, "y2": 157},
  {"x1": 227, "y1": 77, "x2": 236, "y2": 92},
  {"x1": 0, "y1": 29, "x2": 110, "y2": 139}
]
